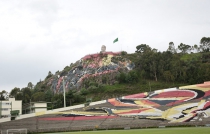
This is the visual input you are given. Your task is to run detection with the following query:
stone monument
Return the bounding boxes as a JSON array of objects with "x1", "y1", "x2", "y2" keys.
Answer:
[{"x1": 101, "y1": 45, "x2": 106, "y2": 53}]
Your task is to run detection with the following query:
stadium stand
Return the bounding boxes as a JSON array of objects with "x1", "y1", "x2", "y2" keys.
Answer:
[{"x1": 1, "y1": 82, "x2": 210, "y2": 133}]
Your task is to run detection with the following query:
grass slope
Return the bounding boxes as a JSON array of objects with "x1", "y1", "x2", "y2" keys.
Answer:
[{"x1": 88, "y1": 80, "x2": 187, "y2": 101}]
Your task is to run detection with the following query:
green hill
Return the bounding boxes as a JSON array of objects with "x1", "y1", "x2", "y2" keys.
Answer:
[{"x1": 8, "y1": 42, "x2": 210, "y2": 109}]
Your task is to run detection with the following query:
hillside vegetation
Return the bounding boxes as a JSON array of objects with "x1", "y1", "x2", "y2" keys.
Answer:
[{"x1": 1, "y1": 37, "x2": 210, "y2": 110}]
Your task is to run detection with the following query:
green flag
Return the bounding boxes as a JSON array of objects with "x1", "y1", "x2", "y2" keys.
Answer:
[{"x1": 113, "y1": 38, "x2": 118, "y2": 43}]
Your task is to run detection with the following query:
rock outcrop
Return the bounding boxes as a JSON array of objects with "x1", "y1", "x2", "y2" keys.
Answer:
[{"x1": 47, "y1": 51, "x2": 135, "y2": 94}]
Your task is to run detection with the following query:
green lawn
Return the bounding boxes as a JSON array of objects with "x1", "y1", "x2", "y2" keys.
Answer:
[{"x1": 44, "y1": 127, "x2": 210, "y2": 134}]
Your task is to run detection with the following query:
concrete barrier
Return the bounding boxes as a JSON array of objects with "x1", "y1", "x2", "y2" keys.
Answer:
[
  {"x1": 46, "y1": 104, "x2": 85, "y2": 113},
  {"x1": 15, "y1": 104, "x2": 85, "y2": 120},
  {"x1": 89, "y1": 100, "x2": 106, "y2": 106},
  {"x1": 3, "y1": 100, "x2": 105, "y2": 123},
  {"x1": 205, "y1": 124, "x2": 210, "y2": 127},
  {"x1": 124, "y1": 126, "x2": 130, "y2": 130},
  {"x1": 16, "y1": 113, "x2": 35, "y2": 120},
  {"x1": 0, "y1": 117, "x2": 10, "y2": 123}
]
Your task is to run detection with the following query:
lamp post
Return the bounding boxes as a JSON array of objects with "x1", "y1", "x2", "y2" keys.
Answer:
[
  {"x1": 30, "y1": 99, "x2": 31, "y2": 113},
  {"x1": 58, "y1": 75, "x2": 66, "y2": 108},
  {"x1": 63, "y1": 77, "x2": 66, "y2": 108}
]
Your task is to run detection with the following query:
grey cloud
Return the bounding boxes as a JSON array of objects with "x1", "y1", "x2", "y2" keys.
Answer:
[{"x1": 20, "y1": 0, "x2": 61, "y2": 30}]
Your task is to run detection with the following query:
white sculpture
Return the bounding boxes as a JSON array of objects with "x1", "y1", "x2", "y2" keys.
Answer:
[{"x1": 101, "y1": 45, "x2": 106, "y2": 53}]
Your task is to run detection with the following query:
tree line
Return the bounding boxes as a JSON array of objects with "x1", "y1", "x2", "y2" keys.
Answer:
[{"x1": 130, "y1": 37, "x2": 210, "y2": 84}]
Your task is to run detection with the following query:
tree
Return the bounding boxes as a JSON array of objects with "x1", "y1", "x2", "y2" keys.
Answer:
[
  {"x1": 45, "y1": 90, "x2": 53, "y2": 102},
  {"x1": 128, "y1": 70, "x2": 139, "y2": 83},
  {"x1": 140, "y1": 51, "x2": 162, "y2": 81},
  {"x1": 52, "y1": 94, "x2": 63, "y2": 109},
  {"x1": 27, "y1": 82, "x2": 34, "y2": 89},
  {"x1": 10, "y1": 87, "x2": 20, "y2": 98},
  {"x1": 0, "y1": 90, "x2": 9, "y2": 100},
  {"x1": 135, "y1": 44, "x2": 151, "y2": 53},
  {"x1": 66, "y1": 90, "x2": 76, "y2": 106},
  {"x1": 21, "y1": 87, "x2": 32, "y2": 104},
  {"x1": 16, "y1": 92, "x2": 23, "y2": 101},
  {"x1": 170, "y1": 54, "x2": 182, "y2": 82},
  {"x1": 167, "y1": 42, "x2": 177, "y2": 53},
  {"x1": 148, "y1": 53, "x2": 159, "y2": 81},
  {"x1": 32, "y1": 92, "x2": 45, "y2": 101},
  {"x1": 125, "y1": 73, "x2": 132, "y2": 83},
  {"x1": 200, "y1": 37, "x2": 210, "y2": 52},
  {"x1": 121, "y1": 51, "x2": 127, "y2": 56},
  {"x1": 192, "y1": 44, "x2": 200, "y2": 53},
  {"x1": 118, "y1": 72, "x2": 126, "y2": 83},
  {"x1": 178, "y1": 43, "x2": 192, "y2": 53},
  {"x1": 45, "y1": 71, "x2": 53, "y2": 79},
  {"x1": 163, "y1": 71, "x2": 174, "y2": 83}
]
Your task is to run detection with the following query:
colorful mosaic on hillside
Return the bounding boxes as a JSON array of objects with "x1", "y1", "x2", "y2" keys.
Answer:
[
  {"x1": 48, "y1": 51, "x2": 135, "y2": 93},
  {"x1": 56, "y1": 81, "x2": 210, "y2": 123}
]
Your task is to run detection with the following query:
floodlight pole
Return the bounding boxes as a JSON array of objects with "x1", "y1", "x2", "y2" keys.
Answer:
[{"x1": 62, "y1": 77, "x2": 66, "y2": 108}]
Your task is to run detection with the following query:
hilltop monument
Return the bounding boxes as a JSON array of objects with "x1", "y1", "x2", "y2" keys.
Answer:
[{"x1": 101, "y1": 45, "x2": 106, "y2": 53}]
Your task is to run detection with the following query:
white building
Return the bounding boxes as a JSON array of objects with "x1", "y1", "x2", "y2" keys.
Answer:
[
  {"x1": 22, "y1": 101, "x2": 48, "y2": 114},
  {"x1": 0, "y1": 98, "x2": 22, "y2": 118}
]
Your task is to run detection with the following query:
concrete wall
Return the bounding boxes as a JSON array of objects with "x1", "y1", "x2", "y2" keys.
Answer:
[
  {"x1": 35, "y1": 108, "x2": 46, "y2": 113},
  {"x1": 0, "y1": 117, "x2": 10, "y2": 123},
  {"x1": 10, "y1": 98, "x2": 22, "y2": 115},
  {"x1": 89, "y1": 100, "x2": 106, "y2": 106},
  {"x1": 34, "y1": 103, "x2": 47, "y2": 108},
  {"x1": 45, "y1": 104, "x2": 85, "y2": 114},
  {"x1": 16, "y1": 113, "x2": 36, "y2": 120},
  {"x1": 34, "y1": 103, "x2": 47, "y2": 113},
  {"x1": 15, "y1": 104, "x2": 86, "y2": 120},
  {"x1": 1, "y1": 109, "x2": 10, "y2": 116}
]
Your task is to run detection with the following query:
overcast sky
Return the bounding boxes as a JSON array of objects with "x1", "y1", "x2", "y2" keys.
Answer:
[{"x1": 0, "y1": 0, "x2": 210, "y2": 92}]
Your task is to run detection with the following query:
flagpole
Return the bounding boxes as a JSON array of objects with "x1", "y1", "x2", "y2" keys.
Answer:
[
  {"x1": 120, "y1": 39, "x2": 122, "y2": 52},
  {"x1": 120, "y1": 41, "x2": 122, "y2": 52},
  {"x1": 113, "y1": 38, "x2": 121, "y2": 52}
]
